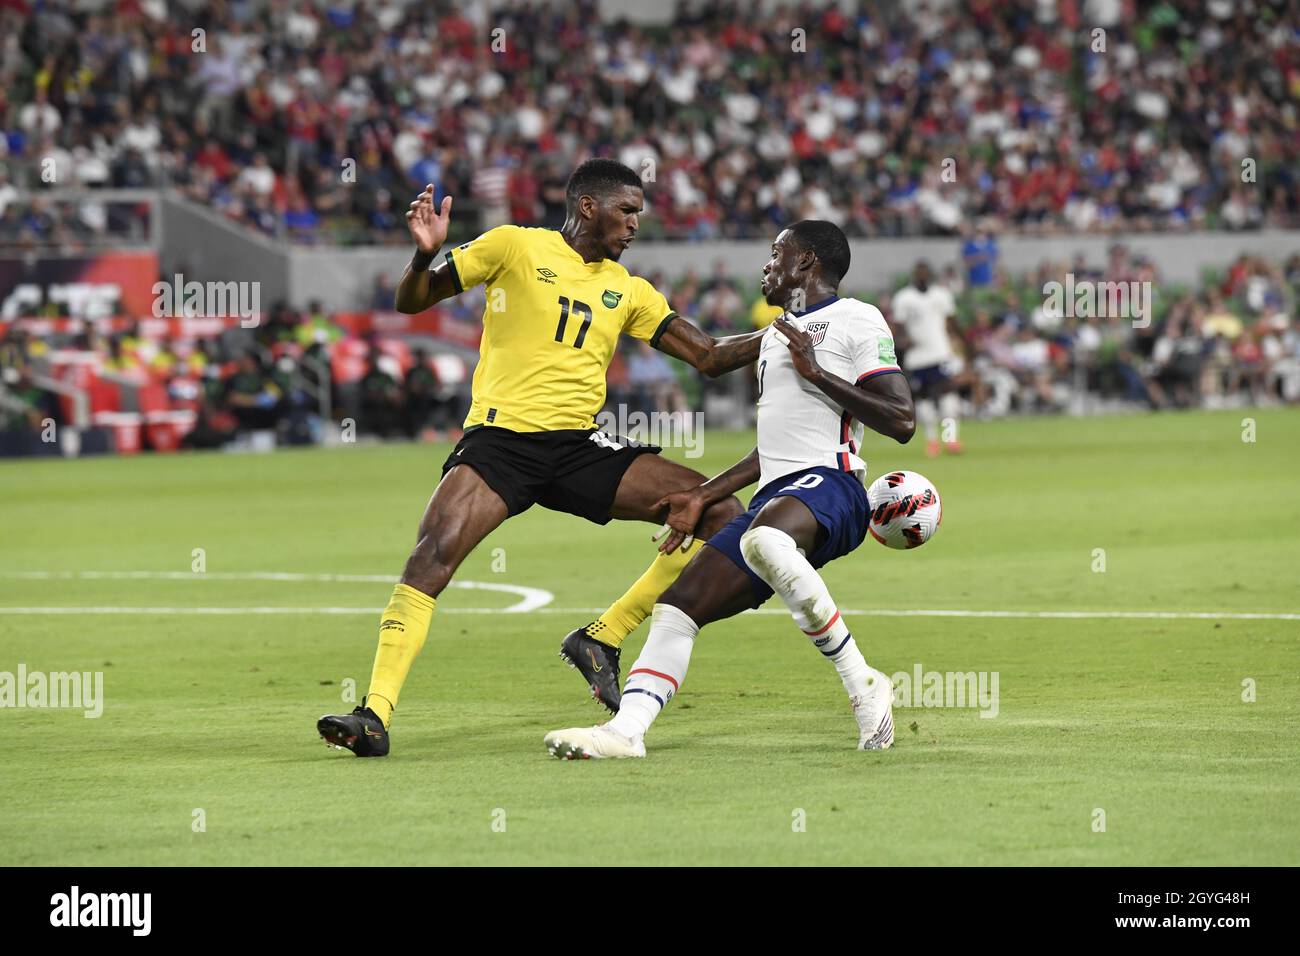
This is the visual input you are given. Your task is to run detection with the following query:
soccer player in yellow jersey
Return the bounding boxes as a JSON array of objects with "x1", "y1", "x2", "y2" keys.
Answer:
[{"x1": 318, "y1": 159, "x2": 764, "y2": 756}]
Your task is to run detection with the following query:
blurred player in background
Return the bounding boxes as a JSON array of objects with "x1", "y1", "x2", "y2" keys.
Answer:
[
  {"x1": 891, "y1": 261, "x2": 965, "y2": 457},
  {"x1": 317, "y1": 159, "x2": 765, "y2": 756},
  {"x1": 544, "y1": 221, "x2": 916, "y2": 759}
]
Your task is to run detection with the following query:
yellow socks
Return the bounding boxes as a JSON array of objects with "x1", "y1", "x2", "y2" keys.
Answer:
[
  {"x1": 364, "y1": 544, "x2": 700, "y2": 722},
  {"x1": 588, "y1": 539, "x2": 703, "y2": 648},
  {"x1": 366, "y1": 583, "x2": 436, "y2": 727}
]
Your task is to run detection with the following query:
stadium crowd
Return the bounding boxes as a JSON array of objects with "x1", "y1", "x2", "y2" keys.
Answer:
[
  {"x1": 3, "y1": 245, "x2": 1298, "y2": 454},
  {"x1": 2, "y1": 0, "x2": 1297, "y2": 248}
]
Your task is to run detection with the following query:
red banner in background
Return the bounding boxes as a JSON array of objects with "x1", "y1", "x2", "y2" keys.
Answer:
[
  {"x1": 0, "y1": 252, "x2": 161, "y2": 319},
  {"x1": 12, "y1": 316, "x2": 236, "y2": 338},
  {"x1": 8, "y1": 308, "x2": 483, "y2": 348},
  {"x1": 12, "y1": 309, "x2": 479, "y2": 389},
  {"x1": 333, "y1": 310, "x2": 482, "y2": 348}
]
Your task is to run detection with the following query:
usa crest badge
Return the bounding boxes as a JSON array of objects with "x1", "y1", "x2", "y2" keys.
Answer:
[{"x1": 804, "y1": 319, "x2": 830, "y2": 346}]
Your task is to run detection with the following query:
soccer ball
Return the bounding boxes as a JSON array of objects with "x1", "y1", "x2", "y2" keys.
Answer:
[{"x1": 866, "y1": 470, "x2": 942, "y2": 550}]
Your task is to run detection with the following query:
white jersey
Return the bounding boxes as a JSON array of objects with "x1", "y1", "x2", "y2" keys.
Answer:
[
  {"x1": 890, "y1": 284, "x2": 956, "y2": 369},
  {"x1": 756, "y1": 296, "x2": 901, "y2": 490}
]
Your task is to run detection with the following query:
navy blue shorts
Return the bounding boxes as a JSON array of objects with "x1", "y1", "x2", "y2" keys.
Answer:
[
  {"x1": 704, "y1": 466, "x2": 871, "y2": 608},
  {"x1": 909, "y1": 363, "x2": 952, "y2": 400}
]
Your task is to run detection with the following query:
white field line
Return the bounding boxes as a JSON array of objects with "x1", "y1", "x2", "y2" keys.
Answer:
[
  {"x1": 0, "y1": 607, "x2": 1296, "y2": 622},
  {"x1": 0, "y1": 571, "x2": 553, "y2": 614},
  {"x1": 0, "y1": 607, "x2": 514, "y2": 615},
  {"x1": 6, "y1": 570, "x2": 463, "y2": 583},
  {"x1": 0, "y1": 571, "x2": 1296, "y2": 621}
]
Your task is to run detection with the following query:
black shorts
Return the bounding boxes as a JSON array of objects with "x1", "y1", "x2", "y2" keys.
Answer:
[{"x1": 441, "y1": 426, "x2": 661, "y2": 525}]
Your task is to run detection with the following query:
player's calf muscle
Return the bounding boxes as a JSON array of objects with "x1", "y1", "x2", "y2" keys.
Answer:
[
  {"x1": 658, "y1": 549, "x2": 750, "y2": 625},
  {"x1": 400, "y1": 510, "x2": 497, "y2": 595},
  {"x1": 658, "y1": 577, "x2": 707, "y2": 621},
  {"x1": 400, "y1": 536, "x2": 454, "y2": 596}
]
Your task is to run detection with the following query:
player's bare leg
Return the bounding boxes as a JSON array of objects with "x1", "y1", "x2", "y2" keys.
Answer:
[
  {"x1": 318, "y1": 465, "x2": 508, "y2": 756},
  {"x1": 546, "y1": 545, "x2": 753, "y2": 759},
  {"x1": 559, "y1": 453, "x2": 743, "y2": 712},
  {"x1": 579, "y1": 501, "x2": 818, "y2": 755},
  {"x1": 608, "y1": 454, "x2": 743, "y2": 530},
  {"x1": 398, "y1": 464, "x2": 511, "y2": 596}
]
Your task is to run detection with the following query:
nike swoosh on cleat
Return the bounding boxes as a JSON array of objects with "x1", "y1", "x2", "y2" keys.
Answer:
[
  {"x1": 587, "y1": 649, "x2": 602, "y2": 673},
  {"x1": 364, "y1": 727, "x2": 384, "y2": 738}
]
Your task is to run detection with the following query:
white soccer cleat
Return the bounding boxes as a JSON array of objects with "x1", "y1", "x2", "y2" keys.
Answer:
[
  {"x1": 545, "y1": 724, "x2": 646, "y2": 760},
  {"x1": 853, "y1": 667, "x2": 895, "y2": 750}
]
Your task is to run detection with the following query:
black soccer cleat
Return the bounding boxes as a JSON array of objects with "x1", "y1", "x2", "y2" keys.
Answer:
[
  {"x1": 317, "y1": 700, "x2": 389, "y2": 757},
  {"x1": 559, "y1": 625, "x2": 623, "y2": 714}
]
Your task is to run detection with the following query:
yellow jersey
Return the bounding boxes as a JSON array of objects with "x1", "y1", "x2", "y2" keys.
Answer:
[
  {"x1": 444, "y1": 225, "x2": 677, "y2": 432},
  {"x1": 751, "y1": 296, "x2": 782, "y2": 329}
]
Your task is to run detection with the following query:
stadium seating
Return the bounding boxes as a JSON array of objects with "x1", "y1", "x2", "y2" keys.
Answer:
[{"x1": 2, "y1": 1, "x2": 1295, "y2": 247}]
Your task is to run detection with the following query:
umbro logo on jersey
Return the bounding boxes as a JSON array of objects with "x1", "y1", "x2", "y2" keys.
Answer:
[
  {"x1": 536, "y1": 267, "x2": 557, "y2": 284},
  {"x1": 602, "y1": 289, "x2": 623, "y2": 309},
  {"x1": 805, "y1": 320, "x2": 830, "y2": 346}
]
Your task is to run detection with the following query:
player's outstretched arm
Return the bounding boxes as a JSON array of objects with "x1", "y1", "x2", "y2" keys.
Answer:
[
  {"x1": 775, "y1": 316, "x2": 916, "y2": 444},
  {"x1": 654, "y1": 317, "x2": 764, "y2": 378},
  {"x1": 652, "y1": 448, "x2": 760, "y2": 554},
  {"x1": 395, "y1": 185, "x2": 459, "y2": 314}
]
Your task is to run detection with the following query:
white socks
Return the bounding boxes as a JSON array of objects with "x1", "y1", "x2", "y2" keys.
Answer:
[
  {"x1": 916, "y1": 397, "x2": 939, "y2": 442},
  {"x1": 607, "y1": 528, "x2": 877, "y2": 743},
  {"x1": 920, "y1": 395, "x2": 960, "y2": 442},
  {"x1": 938, "y1": 392, "x2": 960, "y2": 441},
  {"x1": 607, "y1": 603, "x2": 698, "y2": 739},
  {"x1": 740, "y1": 525, "x2": 872, "y2": 699}
]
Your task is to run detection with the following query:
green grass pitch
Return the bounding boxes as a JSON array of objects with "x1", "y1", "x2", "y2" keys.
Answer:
[{"x1": 1, "y1": 409, "x2": 1297, "y2": 866}]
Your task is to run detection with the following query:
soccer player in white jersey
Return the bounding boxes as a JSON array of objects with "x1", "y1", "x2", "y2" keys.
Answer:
[
  {"x1": 543, "y1": 221, "x2": 916, "y2": 758},
  {"x1": 890, "y1": 260, "x2": 965, "y2": 457}
]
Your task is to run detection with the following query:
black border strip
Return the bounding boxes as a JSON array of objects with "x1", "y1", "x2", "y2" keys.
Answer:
[
  {"x1": 649, "y1": 312, "x2": 679, "y2": 349},
  {"x1": 445, "y1": 251, "x2": 463, "y2": 294}
]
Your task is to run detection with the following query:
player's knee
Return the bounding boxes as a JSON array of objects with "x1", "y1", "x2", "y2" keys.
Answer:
[
  {"x1": 700, "y1": 495, "x2": 743, "y2": 536},
  {"x1": 739, "y1": 525, "x2": 796, "y2": 576}
]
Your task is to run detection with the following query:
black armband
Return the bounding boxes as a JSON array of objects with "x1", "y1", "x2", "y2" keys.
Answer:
[{"x1": 410, "y1": 249, "x2": 437, "y2": 272}]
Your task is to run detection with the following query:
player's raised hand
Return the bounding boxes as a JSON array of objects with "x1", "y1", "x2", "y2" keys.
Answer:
[
  {"x1": 651, "y1": 487, "x2": 708, "y2": 553},
  {"x1": 405, "y1": 184, "x2": 452, "y2": 254},
  {"x1": 774, "y1": 315, "x2": 823, "y2": 382}
]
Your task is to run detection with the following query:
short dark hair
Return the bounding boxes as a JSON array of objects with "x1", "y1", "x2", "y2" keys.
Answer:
[
  {"x1": 787, "y1": 220, "x2": 851, "y2": 284},
  {"x1": 565, "y1": 158, "x2": 643, "y2": 211}
]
